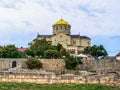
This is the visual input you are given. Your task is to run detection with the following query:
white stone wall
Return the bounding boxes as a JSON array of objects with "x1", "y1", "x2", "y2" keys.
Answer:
[{"x1": 0, "y1": 74, "x2": 119, "y2": 87}]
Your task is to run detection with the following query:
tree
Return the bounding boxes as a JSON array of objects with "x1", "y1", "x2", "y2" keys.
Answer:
[
  {"x1": 26, "y1": 39, "x2": 68, "y2": 58},
  {"x1": 60, "y1": 48, "x2": 67, "y2": 57},
  {"x1": 0, "y1": 46, "x2": 3, "y2": 58},
  {"x1": 65, "y1": 55, "x2": 82, "y2": 70},
  {"x1": 83, "y1": 45, "x2": 108, "y2": 59},
  {"x1": 2, "y1": 45, "x2": 20, "y2": 58},
  {"x1": 83, "y1": 46, "x2": 91, "y2": 54},
  {"x1": 44, "y1": 50, "x2": 59, "y2": 59},
  {"x1": 25, "y1": 48, "x2": 36, "y2": 57},
  {"x1": 56, "y1": 43, "x2": 63, "y2": 51},
  {"x1": 18, "y1": 52, "x2": 27, "y2": 58},
  {"x1": 27, "y1": 39, "x2": 51, "y2": 57},
  {"x1": 26, "y1": 58, "x2": 42, "y2": 69}
]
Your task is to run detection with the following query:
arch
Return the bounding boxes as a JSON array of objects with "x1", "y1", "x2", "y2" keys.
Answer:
[
  {"x1": 108, "y1": 71, "x2": 119, "y2": 79},
  {"x1": 12, "y1": 61, "x2": 17, "y2": 68}
]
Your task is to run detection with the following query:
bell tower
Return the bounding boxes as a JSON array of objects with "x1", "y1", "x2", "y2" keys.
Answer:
[{"x1": 52, "y1": 19, "x2": 71, "y2": 35}]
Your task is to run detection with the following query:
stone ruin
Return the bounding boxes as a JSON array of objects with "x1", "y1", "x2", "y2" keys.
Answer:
[{"x1": 0, "y1": 58, "x2": 120, "y2": 86}]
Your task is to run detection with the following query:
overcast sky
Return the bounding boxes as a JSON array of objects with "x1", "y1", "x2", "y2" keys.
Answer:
[{"x1": 0, "y1": 0, "x2": 120, "y2": 56}]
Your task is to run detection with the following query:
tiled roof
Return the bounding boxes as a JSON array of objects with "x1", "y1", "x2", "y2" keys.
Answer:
[
  {"x1": 37, "y1": 34, "x2": 90, "y2": 40},
  {"x1": 116, "y1": 53, "x2": 120, "y2": 56},
  {"x1": 17, "y1": 48, "x2": 27, "y2": 52},
  {"x1": 71, "y1": 35, "x2": 91, "y2": 40},
  {"x1": 71, "y1": 35, "x2": 80, "y2": 38},
  {"x1": 37, "y1": 35, "x2": 52, "y2": 38},
  {"x1": 80, "y1": 36, "x2": 91, "y2": 40}
]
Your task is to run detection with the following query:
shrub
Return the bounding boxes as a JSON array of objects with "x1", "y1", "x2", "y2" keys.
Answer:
[
  {"x1": 65, "y1": 55, "x2": 82, "y2": 70},
  {"x1": 26, "y1": 58, "x2": 42, "y2": 69}
]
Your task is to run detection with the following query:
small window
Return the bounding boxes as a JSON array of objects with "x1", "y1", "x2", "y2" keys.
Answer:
[
  {"x1": 60, "y1": 35, "x2": 62, "y2": 38},
  {"x1": 12, "y1": 61, "x2": 16, "y2": 68},
  {"x1": 56, "y1": 27, "x2": 58, "y2": 30},
  {"x1": 88, "y1": 42, "x2": 90, "y2": 46},
  {"x1": 73, "y1": 41, "x2": 76, "y2": 45},
  {"x1": 65, "y1": 26, "x2": 66, "y2": 30}
]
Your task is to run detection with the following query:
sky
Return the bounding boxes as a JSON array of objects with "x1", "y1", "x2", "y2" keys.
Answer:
[{"x1": 0, "y1": 0, "x2": 120, "y2": 56}]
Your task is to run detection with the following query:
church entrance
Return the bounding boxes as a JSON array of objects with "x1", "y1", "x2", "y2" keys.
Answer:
[{"x1": 12, "y1": 61, "x2": 16, "y2": 68}]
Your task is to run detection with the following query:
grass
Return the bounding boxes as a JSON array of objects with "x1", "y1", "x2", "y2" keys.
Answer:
[{"x1": 0, "y1": 82, "x2": 120, "y2": 90}]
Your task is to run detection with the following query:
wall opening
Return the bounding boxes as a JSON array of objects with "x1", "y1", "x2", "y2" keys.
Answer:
[{"x1": 12, "y1": 61, "x2": 16, "y2": 68}]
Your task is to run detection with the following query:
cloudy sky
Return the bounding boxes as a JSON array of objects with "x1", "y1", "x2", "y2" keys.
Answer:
[{"x1": 0, "y1": 0, "x2": 120, "y2": 56}]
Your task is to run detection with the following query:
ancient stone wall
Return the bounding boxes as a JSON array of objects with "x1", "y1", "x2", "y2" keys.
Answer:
[
  {"x1": 0, "y1": 59, "x2": 26, "y2": 70},
  {"x1": 0, "y1": 58, "x2": 120, "y2": 75},
  {"x1": 40, "y1": 59, "x2": 65, "y2": 74},
  {"x1": 80, "y1": 59, "x2": 120, "y2": 71},
  {"x1": 0, "y1": 74, "x2": 120, "y2": 87},
  {"x1": 0, "y1": 59, "x2": 65, "y2": 74}
]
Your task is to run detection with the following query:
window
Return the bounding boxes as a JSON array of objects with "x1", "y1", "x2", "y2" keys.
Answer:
[
  {"x1": 12, "y1": 61, "x2": 16, "y2": 68},
  {"x1": 56, "y1": 27, "x2": 58, "y2": 30},
  {"x1": 88, "y1": 42, "x2": 90, "y2": 46},
  {"x1": 73, "y1": 41, "x2": 76, "y2": 45},
  {"x1": 60, "y1": 35, "x2": 62, "y2": 38},
  {"x1": 65, "y1": 26, "x2": 66, "y2": 30}
]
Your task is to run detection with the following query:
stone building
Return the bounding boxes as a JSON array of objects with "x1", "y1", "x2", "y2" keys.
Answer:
[
  {"x1": 116, "y1": 52, "x2": 120, "y2": 60},
  {"x1": 36, "y1": 19, "x2": 91, "y2": 55}
]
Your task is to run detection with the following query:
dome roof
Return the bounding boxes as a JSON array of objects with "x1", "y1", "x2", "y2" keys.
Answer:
[{"x1": 55, "y1": 19, "x2": 69, "y2": 25}]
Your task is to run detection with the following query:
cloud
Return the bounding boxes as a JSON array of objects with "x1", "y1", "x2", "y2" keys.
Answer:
[{"x1": 0, "y1": 0, "x2": 120, "y2": 55}]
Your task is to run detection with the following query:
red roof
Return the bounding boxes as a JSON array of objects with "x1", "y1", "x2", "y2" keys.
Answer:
[{"x1": 17, "y1": 48, "x2": 27, "y2": 52}]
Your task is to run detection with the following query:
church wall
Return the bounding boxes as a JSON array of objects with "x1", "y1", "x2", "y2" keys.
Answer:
[
  {"x1": 71, "y1": 38, "x2": 80, "y2": 46},
  {"x1": 51, "y1": 33, "x2": 71, "y2": 47},
  {"x1": 46, "y1": 38, "x2": 51, "y2": 41},
  {"x1": 80, "y1": 38, "x2": 90, "y2": 47}
]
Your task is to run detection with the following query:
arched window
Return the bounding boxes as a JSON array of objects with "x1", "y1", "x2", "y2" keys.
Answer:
[
  {"x1": 12, "y1": 61, "x2": 16, "y2": 68},
  {"x1": 73, "y1": 41, "x2": 76, "y2": 45},
  {"x1": 88, "y1": 42, "x2": 90, "y2": 46},
  {"x1": 56, "y1": 26, "x2": 58, "y2": 31},
  {"x1": 65, "y1": 26, "x2": 66, "y2": 30}
]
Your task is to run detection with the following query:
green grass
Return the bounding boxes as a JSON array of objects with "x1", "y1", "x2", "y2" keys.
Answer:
[{"x1": 0, "y1": 82, "x2": 120, "y2": 90}]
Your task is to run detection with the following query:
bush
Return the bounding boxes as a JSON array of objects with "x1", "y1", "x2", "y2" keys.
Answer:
[
  {"x1": 26, "y1": 58, "x2": 42, "y2": 69},
  {"x1": 65, "y1": 55, "x2": 82, "y2": 70}
]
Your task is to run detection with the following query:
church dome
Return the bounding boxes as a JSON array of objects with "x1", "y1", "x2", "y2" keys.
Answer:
[{"x1": 55, "y1": 19, "x2": 69, "y2": 25}]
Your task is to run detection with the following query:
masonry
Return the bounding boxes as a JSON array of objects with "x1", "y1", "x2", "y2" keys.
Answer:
[
  {"x1": 0, "y1": 58, "x2": 120, "y2": 86},
  {"x1": 0, "y1": 58, "x2": 120, "y2": 75},
  {"x1": 0, "y1": 58, "x2": 65, "y2": 74},
  {"x1": 0, "y1": 74, "x2": 120, "y2": 87}
]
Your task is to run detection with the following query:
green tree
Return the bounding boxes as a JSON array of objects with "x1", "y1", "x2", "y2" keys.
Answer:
[
  {"x1": 83, "y1": 45, "x2": 108, "y2": 59},
  {"x1": 25, "y1": 48, "x2": 36, "y2": 57},
  {"x1": 65, "y1": 55, "x2": 82, "y2": 70},
  {"x1": 0, "y1": 46, "x2": 3, "y2": 58},
  {"x1": 27, "y1": 39, "x2": 51, "y2": 57},
  {"x1": 2, "y1": 45, "x2": 20, "y2": 58},
  {"x1": 59, "y1": 48, "x2": 67, "y2": 57},
  {"x1": 44, "y1": 50, "x2": 59, "y2": 59},
  {"x1": 56, "y1": 43, "x2": 63, "y2": 51},
  {"x1": 83, "y1": 46, "x2": 91, "y2": 54},
  {"x1": 26, "y1": 58, "x2": 42, "y2": 69},
  {"x1": 18, "y1": 52, "x2": 27, "y2": 58}
]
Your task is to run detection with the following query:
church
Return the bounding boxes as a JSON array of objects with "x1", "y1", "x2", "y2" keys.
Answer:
[{"x1": 35, "y1": 18, "x2": 91, "y2": 55}]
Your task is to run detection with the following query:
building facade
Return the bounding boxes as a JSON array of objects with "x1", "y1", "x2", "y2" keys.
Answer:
[{"x1": 36, "y1": 19, "x2": 91, "y2": 55}]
